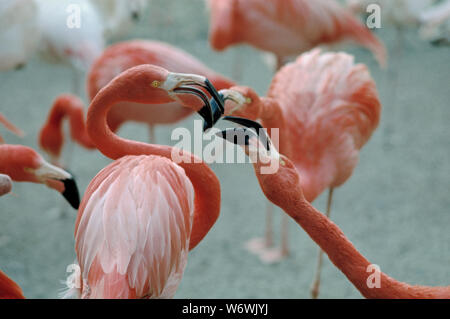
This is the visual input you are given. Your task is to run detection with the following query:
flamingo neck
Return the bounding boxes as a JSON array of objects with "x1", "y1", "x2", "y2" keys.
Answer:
[
  {"x1": 259, "y1": 97, "x2": 292, "y2": 158},
  {"x1": 281, "y1": 194, "x2": 450, "y2": 298},
  {"x1": 86, "y1": 83, "x2": 221, "y2": 250},
  {"x1": 48, "y1": 95, "x2": 95, "y2": 149}
]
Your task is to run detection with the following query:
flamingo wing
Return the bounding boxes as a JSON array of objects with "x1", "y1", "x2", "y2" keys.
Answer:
[{"x1": 73, "y1": 155, "x2": 194, "y2": 299}]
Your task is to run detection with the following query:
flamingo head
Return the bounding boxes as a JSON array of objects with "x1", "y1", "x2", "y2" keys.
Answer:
[
  {"x1": 111, "y1": 65, "x2": 226, "y2": 131},
  {"x1": 4, "y1": 146, "x2": 80, "y2": 209},
  {"x1": 215, "y1": 116, "x2": 305, "y2": 209}
]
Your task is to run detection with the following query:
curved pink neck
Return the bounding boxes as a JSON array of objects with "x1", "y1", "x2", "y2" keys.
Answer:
[
  {"x1": 279, "y1": 195, "x2": 450, "y2": 298},
  {"x1": 259, "y1": 97, "x2": 293, "y2": 158},
  {"x1": 86, "y1": 82, "x2": 221, "y2": 250},
  {"x1": 47, "y1": 95, "x2": 95, "y2": 149}
]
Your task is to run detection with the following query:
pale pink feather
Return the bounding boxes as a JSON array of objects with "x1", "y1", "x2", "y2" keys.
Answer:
[
  {"x1": 268, "y1": 49, "x2": 381, "y2": 201},
  {"x1": 73, "y1": 155, "x2": 194, "y2": 299}
]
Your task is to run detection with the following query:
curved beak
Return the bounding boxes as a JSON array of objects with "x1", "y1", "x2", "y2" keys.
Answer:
[
  {"x1": 218, "y1": 116, "x2": 271, "y2": 151},
  {"x1": 34, "y1": 161, "x2": 80, "y2": 209},
  {"x1": 165, "y1": 72, "x2": 225, "y2": 131}
]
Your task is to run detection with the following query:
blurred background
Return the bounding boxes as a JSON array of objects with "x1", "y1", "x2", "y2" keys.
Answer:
[{"x1": 0, "y1": 0, "x2": 449, "y2": 298}]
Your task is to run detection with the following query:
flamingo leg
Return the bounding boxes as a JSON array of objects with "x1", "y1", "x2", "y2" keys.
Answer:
[
  {"x1": 258, "y1": 205, "x2": 290, "y2": 264},
  {"x1": 244, "y1": 201, "x2": 274, "y2": 255},
  {"x1": 310, "y1": 187, "x2": 334, "y2": 299},
  {"x1": 275, "y1": 55, "x2": 285, "y2": 72},
  {"x1": 148, "y1": 124, "x2": 156, "y2": 144},
  {"x1": 231, "y1": 49, "x2": 244, "y2": 82},
  {"x1": 280, "y1": 213, "x2": 290, "y2": 257}
]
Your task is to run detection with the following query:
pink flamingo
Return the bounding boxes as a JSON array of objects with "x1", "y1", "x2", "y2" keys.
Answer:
[
  {"x1": 208, "y1": 0, "x2": 387, "y2": 70},
  {"x1": 218, "y1": 49, "x2": 381, "y2": 298},
  {"x1": 67, "y1": 65, "x2": 223, "y2": 298},
  {"x1": 39, "y1": 40, "x2": 234, "y2": 165},
  {"x1": 217, "y1": 125, "x2": 450, "y2": 298}
]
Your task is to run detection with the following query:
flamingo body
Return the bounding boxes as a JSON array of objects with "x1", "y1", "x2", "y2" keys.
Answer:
[
  {"x1": 269, "y1": 49, "x2": 380, "y2": 201},
  {"x1": 208, "y1": 0, "x2": 387, "y2": 66},
  {"x1": 72, "y1": 155, "x2": 194, "y2": 298}
]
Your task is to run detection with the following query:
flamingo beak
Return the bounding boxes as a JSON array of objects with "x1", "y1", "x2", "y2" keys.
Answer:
[
  {"x1": 215, "y1": 89, "x2": 248, "y2": 115},
  {"x1": 217, "y1": 116, "x2": 271, "y2": 151},
  {"x1": 165, "y1": 73, "x2": 225, "y2": 131},
  {"x1": 34, "y1": 161, "x2": 80, "y2": 209}
]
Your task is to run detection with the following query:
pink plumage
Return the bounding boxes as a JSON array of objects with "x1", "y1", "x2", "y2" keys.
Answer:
[
  {"x1": 208, "y1": 0, "x2": 387, "y2": 67},
  {"x1": 72, "y1": 155, "x2": 194, "y2": 299},
  {"x1": 268, "y1": 49, "x2": 381, "y2": 202}
]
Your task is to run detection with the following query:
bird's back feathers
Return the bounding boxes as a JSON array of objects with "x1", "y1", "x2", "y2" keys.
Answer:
[{"x1": 74, "y1": 155, "x2": 194, "y2": 299}]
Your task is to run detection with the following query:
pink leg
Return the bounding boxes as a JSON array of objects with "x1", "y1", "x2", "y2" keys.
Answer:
[{"x1": 244, "y1": 201, "x2": 274, "y2": 255}]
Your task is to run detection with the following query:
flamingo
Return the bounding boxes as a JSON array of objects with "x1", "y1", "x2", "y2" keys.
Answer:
[
  {"x1": 39, "y1": 40, "x2": 234, "y2": 165},
  {"x1": 0, "y1": 0, "x2": 41, "y2": 71},
  {"x1": 218, "y1": 49, "x2": 381, "y2": 298},
  {"x1": 35, "y1": 0, "x2": 105, "y2": 94},
  {"x1": 208, "y1": 0, "x2": 387, "y2": 72},
  {"x1": 216, "y1": 123, "x2": 450, "y2": 298},
  {"x1": 0, "y1": 144, "x2": 80, "y2": 209},
  {"x1": 0, "y1": 270, "x2": 25, "y2": 299},
  {"x1": 65, "y1": 65, "x2": 224, "y2": 298}
]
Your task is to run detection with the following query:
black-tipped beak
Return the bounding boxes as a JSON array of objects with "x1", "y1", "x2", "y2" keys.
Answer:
[
  {"x1": 222, "y1": 116, "x2": 271, "y2": 151},
  {"x1": 216, "y1": 127, "x2": 252, "y2": 147},
  {"x1": 198, "y1": 92, "x2": 224, "y2": 131},
  {"x1": 61, "y1": 178, "x2": 80, "y2": 209},
  {"x1": 174, "y1": 78, "x2": 225, "y2": 132}
]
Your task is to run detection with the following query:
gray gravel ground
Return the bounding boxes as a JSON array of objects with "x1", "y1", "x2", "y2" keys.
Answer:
[{"x1": 0, "y1": 0, "x2": 449, "y2": 298}]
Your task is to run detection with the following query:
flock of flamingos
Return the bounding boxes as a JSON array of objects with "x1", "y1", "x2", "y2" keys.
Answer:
[{"x1": 0, "y1": 0, "x2": 449, "y2": 299}]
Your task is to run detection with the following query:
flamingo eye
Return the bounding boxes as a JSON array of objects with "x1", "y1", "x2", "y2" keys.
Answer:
[{"x1": 151, "y1": 81, "x2": 161, "y2": 88}]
